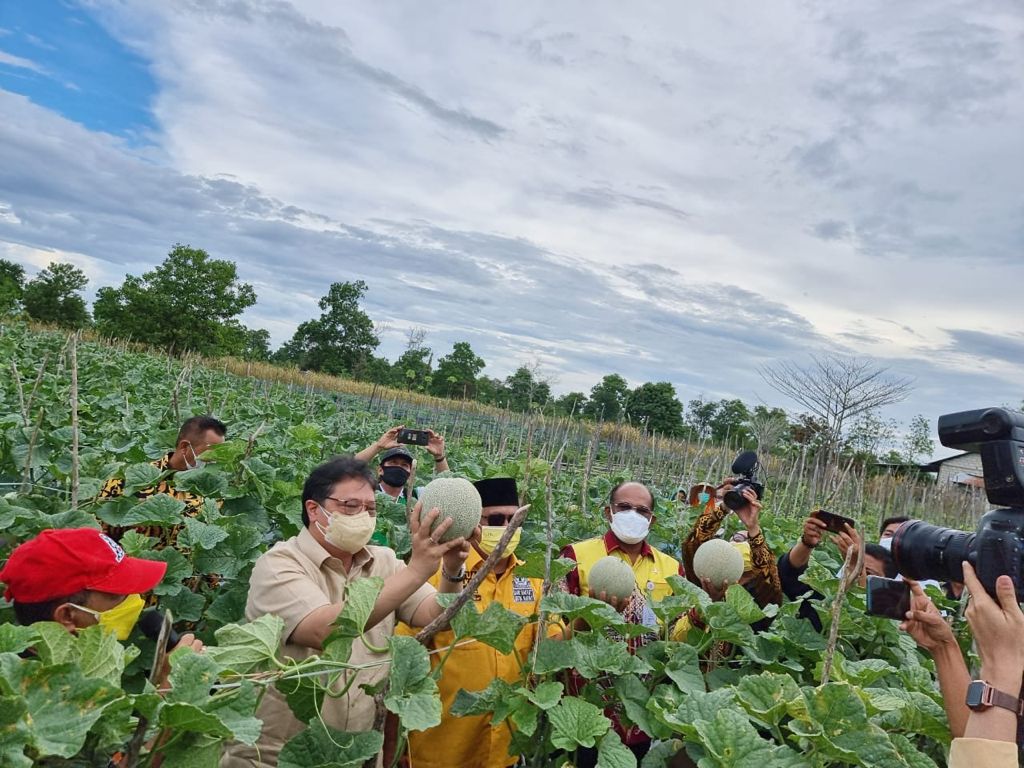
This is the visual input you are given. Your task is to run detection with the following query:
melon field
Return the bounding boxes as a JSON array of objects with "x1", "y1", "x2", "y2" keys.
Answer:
[{"x1": 0, "y1": 323, "x2": 976, "y2": 767}]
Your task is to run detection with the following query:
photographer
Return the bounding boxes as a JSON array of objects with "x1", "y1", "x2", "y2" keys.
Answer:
[
  {"x1": 947, "y1": 562, "x2": 1024, "y2": 767},
  {"x1": 776, "y1": 516, "x2": 829, "y2": 631},
  {"x1": 682, "y1": 478, "x2": 781, "y2": 608}
]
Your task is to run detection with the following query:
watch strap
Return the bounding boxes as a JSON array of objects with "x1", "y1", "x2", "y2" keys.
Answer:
[{"x1": 966, "y1": 680, "x2": 1024, "y2": 715}]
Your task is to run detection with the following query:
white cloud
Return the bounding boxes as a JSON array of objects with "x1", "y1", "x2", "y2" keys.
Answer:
[
  {"x1": 0, "y1": 0, "x2": 1021, "y2": 436},
  {"x1": 0, "y1": 49, "x2": 47, "y2": 75}
]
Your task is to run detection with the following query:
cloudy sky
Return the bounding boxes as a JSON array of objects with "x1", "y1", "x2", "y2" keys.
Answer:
[{"x1": 0, "y1": 0, "x2": 1021, "y2": 448}]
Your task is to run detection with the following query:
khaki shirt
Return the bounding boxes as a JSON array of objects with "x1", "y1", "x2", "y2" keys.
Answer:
[
  {"x1": 948, "y1": 737, "x2": 1018, "y2": 768},
  {"x1": 221, "y1": 527, "x2": 435, "y2": 767}
]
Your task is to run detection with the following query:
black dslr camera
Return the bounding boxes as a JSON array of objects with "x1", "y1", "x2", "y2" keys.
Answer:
[
  {"x1": 891, "y1": 407, "x2": 1024, "y2": 599},
  {"x1": 723, "y1": 450, "x2": 765, "y2": 511}
]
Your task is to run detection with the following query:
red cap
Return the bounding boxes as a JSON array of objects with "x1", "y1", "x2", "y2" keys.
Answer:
[{"x1": 0, "y1": 528, "x2": 168, "y2": 603}]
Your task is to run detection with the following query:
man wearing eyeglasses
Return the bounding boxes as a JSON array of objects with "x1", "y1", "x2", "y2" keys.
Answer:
[
  {"x1": 402, "y1": 477, "x2": 562, "y2": 768},
  {"x1": 222, "y1": 456, "x2": 473, "y2": 768},
  {"x1": 558, "y1": 481, "x2": 685, "y2": 766}
]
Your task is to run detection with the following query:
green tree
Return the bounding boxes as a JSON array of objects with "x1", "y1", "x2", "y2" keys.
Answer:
[
  {"x1": 844, "y1": 409, "x2": 897, "y2": 460},
  {"x1": 503, "y1": 365, "x2": 552, "y2": 412},
  {"x1": 0, "y1": 259, "x2": 24, "y2": 316},
  {"x1": 431, "y1": 342, "x2": 485, "y2": 399},
  {"x1": 625, "y1": 381, "x2": 684, "y2": 436},
  {"x1": 552, "y1": 391, "x2": 587, "y2": 417},
  {"x1": 94, "y1": 244, "x2": 257, "y2": 355},
  {"x1": 393, "y1": 329, "x2": 433, "y2": 391},
  {"x1": 748, "y1": 405, "x2": 790, "y2": 453},
  {"x1": 684, "y1": 397, "x2": 719, "y2": 440},
  {"x1": 274, "y1": 281, "x2": 379, "y2": 375},
  {"x1": 582, "y1": 374, "x2": 629, "y2": 421},
  {"x1": 901, "y1": 414, "x2": 935, "y2": 463},
  {"x1": 709, "y1": 399, "x2": 751, "y2": 446},
  {"x1": 22, "y1": 261, "x2": 90, "y2": 328}
]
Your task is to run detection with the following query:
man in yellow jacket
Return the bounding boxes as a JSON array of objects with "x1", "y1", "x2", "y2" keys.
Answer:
[{"x1": 405, "y1": 477, "x2": 559, "y2": 768}]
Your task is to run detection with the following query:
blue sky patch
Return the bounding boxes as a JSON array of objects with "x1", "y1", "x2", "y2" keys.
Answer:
[{"x1": 0, "y1": 0, "x2": 156, "y2": 138}]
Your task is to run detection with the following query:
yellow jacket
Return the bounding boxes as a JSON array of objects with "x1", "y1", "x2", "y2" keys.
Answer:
[{"x1": 402, "y1": 548, "x2": 559, "y2": 768}]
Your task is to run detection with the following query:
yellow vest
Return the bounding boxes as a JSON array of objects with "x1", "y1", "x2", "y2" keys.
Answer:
[
  {"x1": 401, "y1": 549, "x2": 560, "y2": 768},
  {"x1": 570, "y1": 535, "x2": 681, "y2": 603}
]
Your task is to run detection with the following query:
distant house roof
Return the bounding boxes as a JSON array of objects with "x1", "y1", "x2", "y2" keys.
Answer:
[{"x1": 919, "y1": 451, "x2": 975, "y2": 473}]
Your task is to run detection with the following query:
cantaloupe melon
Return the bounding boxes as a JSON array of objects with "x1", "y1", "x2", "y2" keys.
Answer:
[
  {"x1": 417, "y1": 477, "x2": 482, "y2": 543},
  {"x1": 693, "y1": 538, "x2": 744, "y2": 588},
  {"x1": 589, "y1": 555, "x2": 636, "y2": 601}
]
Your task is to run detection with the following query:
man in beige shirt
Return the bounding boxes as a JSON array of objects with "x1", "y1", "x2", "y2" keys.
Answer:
[{"x1": 222, "y1": 455, "x2": 472, "y2": 767}]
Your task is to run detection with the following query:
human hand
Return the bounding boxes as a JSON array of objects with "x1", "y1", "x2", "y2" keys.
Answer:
[
  {"x1": 716, "y1": 478, "x2": 737, "y2": 499},
  {"x1": 963, "y1": 561, "x2": 1024, "y2": 691},
  {"x1": 407, "y1": 502, "x2": 465, "y2": 580},
  {"x1": 441, "y1": 529, "x2": 474, "y2": 575},
  {"x1": 425, "y1": 429, "x2": 446, "y2": 459},
  {"x1": 733, "y1": 488, "x2": 762, "y2": 536},
  {"x1": 588, "y1": 587, "x2": 630, "y2": 613},
  {"x1": 899, "y1": 579, "x2": 956, "y2": 652},
  {"x1": 801, "y1": 516, "x2": 827, "y2": 548},
  {"x1": 831, "y1": 523, "x2": 861, "y2": 557},
  {"x1": 376, "y1": 425, "x2": 405, "y2": 452},
  {"x1": 700, "y1": 577, "x2": 730, "y2": 602},
  {"x1": 157, "y1": 633, "x2": 204, "y2": 690}
]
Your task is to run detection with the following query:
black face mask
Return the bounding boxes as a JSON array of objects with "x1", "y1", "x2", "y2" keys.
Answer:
[{"x1": 381, "y1": 466, "x2": 410, "y2": 488}]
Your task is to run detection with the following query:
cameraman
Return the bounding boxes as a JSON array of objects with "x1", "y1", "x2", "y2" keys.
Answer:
[{"x1": 946, "y1": 562, "x2": 1024, "y2": 767}]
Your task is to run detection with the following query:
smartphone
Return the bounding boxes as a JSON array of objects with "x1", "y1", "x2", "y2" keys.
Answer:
[
  {"x1": 397, "y1": 428, "x2": 430, "y2": 446},
  {"x1": 865, "y1": 576, "x2": 911, "y2": 620},
  {"x1": 813, "y1": 509, "x2": 856, "y2": 534}
]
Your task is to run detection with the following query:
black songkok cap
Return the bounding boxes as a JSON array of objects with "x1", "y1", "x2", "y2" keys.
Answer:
[{"x1": 472, "y1": 477, "x2": 519, "y2": 508}]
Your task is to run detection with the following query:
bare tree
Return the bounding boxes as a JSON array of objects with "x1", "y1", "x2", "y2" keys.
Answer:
[
  {"x1": 759, "y1": 355, "x2": 913, "y2": 459},
  {"x1": 748, "y1": 408, "x2": 789, "y2": 454},
  {"x1": 404, "y1": 326, "x2": 428, "y2": 352}
]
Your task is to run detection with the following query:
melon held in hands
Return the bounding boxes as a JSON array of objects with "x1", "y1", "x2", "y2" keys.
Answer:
[
  {"x1": 693, "y1": 539, "x2": 744, "y2": 588},
  {"x1": 417, "y1": 477, "x2": 482, "y2": 543},
  {"x1": 589, "y1": 556, "x2": 636, "y2": 601}
]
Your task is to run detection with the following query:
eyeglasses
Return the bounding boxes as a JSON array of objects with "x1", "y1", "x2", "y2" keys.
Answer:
[
  {"x1": 612, "y1": 501, "x2": 653, "y2": 518},
  {"x1": 484, "y1": 513, "x2": 515, "y2": 527},
  {"x1": 323, "y1": 497, "x2": 377, "y2": 516}
]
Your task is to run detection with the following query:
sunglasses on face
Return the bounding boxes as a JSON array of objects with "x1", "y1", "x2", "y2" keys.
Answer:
[{"x1": 484, "y1": 513, "x2": 515, "y2": 526}]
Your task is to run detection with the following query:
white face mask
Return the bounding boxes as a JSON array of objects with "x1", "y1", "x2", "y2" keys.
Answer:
[
  {"x1": 878, "y1": 537, "x2": 893, "y2": 551},
  {"x1": 316, "y1": 506, "x2": 376, "y2": 553},
  {"x1": 609, "y1": 509, "x2": 651, "y2": 545},
  {"x1": 184, "y1": 441, "x2": 205, "y2": 470}
]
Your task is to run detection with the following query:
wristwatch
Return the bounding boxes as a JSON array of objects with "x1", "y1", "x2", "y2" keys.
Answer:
[{"x1": 965, "y1": 680, "x2": 1024, "y2": 715}]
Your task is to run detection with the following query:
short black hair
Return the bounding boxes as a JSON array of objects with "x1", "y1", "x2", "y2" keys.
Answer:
[
  {"x1": 609, "y1": 481, "x2": 655, "y2": 509},
  {"x1": 864, "y1": 543, "x2": 897, "y2": 578},
  {"x1": 879, "y1": 516, "x2": 910, "y2": 537},
  {"x1": 13, "y1": 590, "x2": 88, "y2": 625},
  {"x1": 178, "y1": 415, "x2": 227, "y2": 444},
  {"x1": 301, "y1": 456, "x2": 375, "y2": 526}
]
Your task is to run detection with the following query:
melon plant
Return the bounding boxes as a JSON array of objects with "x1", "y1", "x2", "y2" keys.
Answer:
[
  {"x1": 588, "y1": 555, "x2": 636, "y2": 601},
  {"x1": 692, "y1": 538, "x2": 744, "y2": 587},
  {"x1": 417, "y1": 476, "x2": 482, "y2": 542}
]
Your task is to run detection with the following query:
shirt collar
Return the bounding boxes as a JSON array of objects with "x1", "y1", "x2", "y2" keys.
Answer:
[
  {"x1": 296, "y1": 525, "x2": 374, "y2": 570},
  {"x1": 603, "y1": 528, "x2": 653, "y2": 558}
]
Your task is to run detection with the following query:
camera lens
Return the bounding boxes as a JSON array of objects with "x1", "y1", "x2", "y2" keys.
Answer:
[
  {"x1": 723, "y1": 482, "x2": 750, "y2": 511},
  {"x1": 890, "y1": 520, "x2": 974, "y2": 584}
]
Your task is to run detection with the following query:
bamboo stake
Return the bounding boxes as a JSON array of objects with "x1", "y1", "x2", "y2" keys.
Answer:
[{"x1": 69, "y1": 332, "x2": 80, "y2": 510}]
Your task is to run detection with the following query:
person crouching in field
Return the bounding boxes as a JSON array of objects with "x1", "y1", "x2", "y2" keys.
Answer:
[{"x1": 221, "y1": 456, "x2": 472, "y2": 768}]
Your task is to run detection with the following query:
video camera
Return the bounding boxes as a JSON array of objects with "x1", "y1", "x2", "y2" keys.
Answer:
[
  {"x1": 891, "y1": 407, "x2": 1024, "y2": 599},
  {"x1": 723, "y1": 451, "x2": 765, "y2": 511}
]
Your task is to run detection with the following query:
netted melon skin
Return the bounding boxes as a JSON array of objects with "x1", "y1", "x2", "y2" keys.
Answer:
[
  {"x1": 693, "y1": 539, "x2": 744, "y2": 586},
  {"x1": 589, "y1": 556, "x2": 636, "y2": 601},
  {"x1": 418, "y1": 477, "x2": 482, "y2": 542}
]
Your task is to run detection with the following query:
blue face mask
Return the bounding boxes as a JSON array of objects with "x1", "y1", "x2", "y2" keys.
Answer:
[{"x1": 698, "y1": 492, "x2": 711, "y2": 505}]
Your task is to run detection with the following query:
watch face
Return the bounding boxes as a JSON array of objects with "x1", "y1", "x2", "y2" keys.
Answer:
[{"x1": 966, "y1": 681, "x2": 987, "y2": 709}]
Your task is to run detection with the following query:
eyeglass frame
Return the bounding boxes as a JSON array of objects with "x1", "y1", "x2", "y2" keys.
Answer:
[
  {"x1": 321, "y1": 496, "x2": 377, "y2": 516},
  {"x1": 610, "y1": 500, "x2": 654, "y2": 519}
]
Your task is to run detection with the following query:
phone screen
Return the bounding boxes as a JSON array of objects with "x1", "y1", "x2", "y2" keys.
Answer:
[
  {"x1": 813, "y1": 510, "x2": 855, "y2": 533},
  {"x1": 865, "y1": 576, "x2": 911, "y2": 620},
  {"x1": 397, "y1": 429, "x2": 430, "y2": 446}
]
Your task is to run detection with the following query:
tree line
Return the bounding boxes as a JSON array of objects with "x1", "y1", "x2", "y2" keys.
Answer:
[{"x1": 0, "y1": 245, "x2": 939, "y2": 464}]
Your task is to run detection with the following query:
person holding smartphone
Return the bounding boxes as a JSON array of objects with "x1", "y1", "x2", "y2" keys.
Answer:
[{"x1": 356, "y1": 425, "x2": 451, "y2": 501}]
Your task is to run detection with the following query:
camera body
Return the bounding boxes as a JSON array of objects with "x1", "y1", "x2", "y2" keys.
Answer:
[
  {"x1": 722, "y1": 450, "x2": 765, "y2": 511},
  {"x1": 891, "y1": 407, "x2": 1024, "y2": 599}
]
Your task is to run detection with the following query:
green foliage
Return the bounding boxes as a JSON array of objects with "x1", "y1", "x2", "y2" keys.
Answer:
[
  {"x1": 93, "y1": 243, "x2": 259, "y2": 356},
  {"x1": 583, "y1": 373, "x2": 629, "y2": 421},
  {"x1": 430, "y1": 341, "x2": 485, "y2": 399},
  {"x1": 625, "y1": 381, "x2": 683, "y2": 436},
  {"x1": 22, "y1": 261, "x2": 90, "y2": 328},
  {"x1": 902, "y1": 414, "x2": 935, "y2": 463},
  {"x1": 0, "y1": 258, "x2": 25, "y2": 316},
  {"x1": 274, "y1": 280, "x2": 379, "y2": 376}
]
